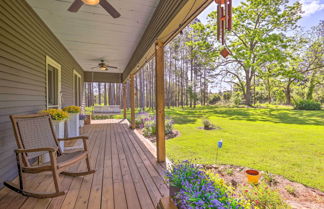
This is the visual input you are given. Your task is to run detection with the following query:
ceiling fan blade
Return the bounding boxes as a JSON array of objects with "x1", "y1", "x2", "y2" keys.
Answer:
[
  {"x1": 99, "y1": 0, "x2": 121, "y2": 18},
  {"x1": 68, "y1": 0, "x2": 84, "y2": 12},
  {"x1": 107, "y1": 65, "x2": 118, "y2": 69}
]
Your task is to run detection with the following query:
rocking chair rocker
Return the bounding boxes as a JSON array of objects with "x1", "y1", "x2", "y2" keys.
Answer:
[{"x1": 3, "y1": 113, "x2": 95, "y2": 198}]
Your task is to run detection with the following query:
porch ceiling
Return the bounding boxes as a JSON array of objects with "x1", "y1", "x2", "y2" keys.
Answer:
[{"x1": 26, "y1": 0, "x2": 159, "y2": 74}]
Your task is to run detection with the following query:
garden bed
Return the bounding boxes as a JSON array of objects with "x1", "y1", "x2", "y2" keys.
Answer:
[
  {"x1": 203, "y1": 164, "x2": 324, "y2": 209},
  {"x1": 137, "y1": 129, "x2": 180, "y2": 143},
  {"x1": 165, "y1": 161, "x2": 324, "y2": 209}
]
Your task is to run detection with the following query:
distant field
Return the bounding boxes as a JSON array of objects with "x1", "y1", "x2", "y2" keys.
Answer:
[{"x1": 162, "y1": 106, "x2": 324, "y2": 191}]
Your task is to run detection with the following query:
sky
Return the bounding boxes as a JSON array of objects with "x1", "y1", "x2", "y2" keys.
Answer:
[{"x1": 198, "y1": 0, "x2": 324, "y2": 30}]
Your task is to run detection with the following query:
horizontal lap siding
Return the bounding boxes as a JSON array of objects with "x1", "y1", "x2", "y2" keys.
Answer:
[{"x1": 0, "y1": 0, "x2": 84, "y2": 187}]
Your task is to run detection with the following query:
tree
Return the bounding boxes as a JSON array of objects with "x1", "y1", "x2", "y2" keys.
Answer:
[{"x1": 210, "y1": 0, "x2": 302, "y2": 106}]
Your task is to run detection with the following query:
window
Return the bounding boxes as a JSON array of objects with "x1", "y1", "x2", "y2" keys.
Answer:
[
  {"x1": 73, "y1": 70, "x2": 81, "y2": 106},
  {"x1": 46, "y1": 56, "x2": 61, "y2": 108}
]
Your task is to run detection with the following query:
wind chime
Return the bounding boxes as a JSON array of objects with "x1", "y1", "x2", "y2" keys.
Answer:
[{"x1": 215, "y1": 0, "x2": 232, "y2": 58}]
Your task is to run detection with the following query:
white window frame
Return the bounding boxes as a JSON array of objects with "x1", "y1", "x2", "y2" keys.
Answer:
[
  {"x1": 46, "y1": 56, "x2": 61, "y2": 109},
  {"x1": 73, "y1": 70, "x2": 82, "y2": 106}
]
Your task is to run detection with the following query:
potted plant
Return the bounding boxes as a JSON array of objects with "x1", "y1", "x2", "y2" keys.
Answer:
[
  {"x1": 63, "y1": 106, "x2": 81, "y2": 138},
  {"x1": 84, "y1": 114, "x2": 91, "y2": 125},
  {"x1": 79, "y1": 114, "x2": 86, "y2": 128},
  {"x1": 39, "y1": 109, "x2": 68, "y2": 158},
  {"x1": 246, "y1": 169, "x2": 261, "y2": 184}
]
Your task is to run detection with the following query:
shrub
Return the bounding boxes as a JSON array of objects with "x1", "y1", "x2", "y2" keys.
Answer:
[
  {"x1": 285, "y1": 185, "x2": 296, "y2": 196},
  {"x1": 91, "y1": 115, "x2": 113, "y2": 120},
  {"x1": 143, "y1": 118, "x2": 173, "y2": 137},
  {"x1": 242, "y1": 183, "x2": 289, "y2": 209},
  {"x1": 143, "y1": 120, "x2": 156, "y2": 137},
  {"x1": 202, "y1": 118, "x2": 216, "y2": 130},
  {"x1": 135, "y1": 113, "x2": 150, "y2": 129},
  {"x1": 165, "y1": 119, "x2": 174, "y2": 135},
  {"x1": 166, "y1": 161, "x2": 244, "y2": 209},
  {"x1": 263, "y1": 171, "x2": 278, "y2": 186},
  {"x1": 79, "y1": 114, "x2": 86, "y2": 120},
  {"x1": 206, "y1": 171, "x2": 251, "y2": 208},
  {"x1": 294, "y1": 100, "x2": 321, "y2": 110},
  {"x1": 63, "y1": 105, "x2": 81, "y2": 113},
  {"x1": 40, "y1": 109, "x2": 69, "y2": 121},
  {"x1": 209, "y1": 94, "x2": 222, "y2": 105}
]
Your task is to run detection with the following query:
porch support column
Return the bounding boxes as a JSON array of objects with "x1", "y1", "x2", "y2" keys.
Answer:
[
  {"x1": 123, "y1": 83, "x2": 127, "y2": 119},
  {"x1": 155, "y1": 40, "x2": 165, "y2": 163},
  {"x1": 130, "y1": 75, "x2": 136, "y2": 129}
]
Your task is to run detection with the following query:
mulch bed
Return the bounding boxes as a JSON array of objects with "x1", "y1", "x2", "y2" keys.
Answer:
[
  {"x1": 197, "y1": 126, "x2": 222, "y2": 130},
  {"x1": 201, "y1": 164, "x2": 324, "y2": 209}
]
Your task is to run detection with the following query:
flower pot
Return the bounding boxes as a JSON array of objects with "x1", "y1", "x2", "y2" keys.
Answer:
[
  {"x1": 246, "y1": 169, "x2": 260, "y2": 184},
  {"x1": 80, "y1": 120, "x2": 84, "y2": 128},
  {"x1": 42, "y1": 120, "x2": 65, "y2": 163},
  {"x1": 65, "y1": 113, "x2": 80, "y2": 138},
  {"x1": 169, "y1": 185, "x2": 180, "y2": 198},
  {"x1": 84, "y1": 115, "x2": 91, "y2": 125}
]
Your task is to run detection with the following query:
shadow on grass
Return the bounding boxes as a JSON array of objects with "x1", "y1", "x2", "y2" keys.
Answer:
[{"x1": 165, "y1": 106, "x2": 324, "y2": 126}]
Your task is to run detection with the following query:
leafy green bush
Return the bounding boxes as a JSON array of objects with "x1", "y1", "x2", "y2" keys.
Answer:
[
  {"x1": 294, "y1": 100, "x2": 321, "y2": 110},
  {"x1": 135, "y1": 117, "x2": 145, "y2": 128},
  {"x1": 135, "y1": 113, "x2": 150, "y2": 128},
  {"x1": 165, "y1": 119, "x2": 174, "y2": 135},
  {"x1": 209, "y1": 93, "x2": 221, "y2": 105},
  {"x1": 143, "y1": 120, "x2": 156, "y2": 137},
  {"x1": 202, "y1": 118, "x2": 216, "y2": 130},
  {"x1": 143, "y1": 118, "x2": 174, "y2": 137},
  {"x1": 285, "y1": 185, "x2": 296, "y2": 196},
  {"x1": 91, "y1": 115, "x2": 113, "y2": 120},
  {"x1": 242, "y1": 183, "x2": 289, "y2": 209}
]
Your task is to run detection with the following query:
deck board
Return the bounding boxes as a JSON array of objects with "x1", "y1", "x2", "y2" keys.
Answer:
[{"x1": 0, "y1": 119, "x2": 169, "y2": 209}]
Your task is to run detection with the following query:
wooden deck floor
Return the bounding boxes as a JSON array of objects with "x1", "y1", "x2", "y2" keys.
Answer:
[{"x1": 0, "y1": 119, "x2": 169, "y2": 209}]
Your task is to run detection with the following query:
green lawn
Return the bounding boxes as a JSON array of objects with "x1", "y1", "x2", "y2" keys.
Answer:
[{"x1": 162, "y1": 106, "x2": 324, "y2": 191}]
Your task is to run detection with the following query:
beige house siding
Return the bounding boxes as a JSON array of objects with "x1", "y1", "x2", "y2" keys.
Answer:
[{"x1": 0, "y1": 0, "x2": 84, "y2": 187}]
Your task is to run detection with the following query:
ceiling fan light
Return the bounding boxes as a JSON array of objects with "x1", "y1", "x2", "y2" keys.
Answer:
[
  {"x1": 99, "y1": 66, "x2": 106, "y2": 71},
  {"x1": 81, "y1": 0, "x2": 100, "y2": 5}
]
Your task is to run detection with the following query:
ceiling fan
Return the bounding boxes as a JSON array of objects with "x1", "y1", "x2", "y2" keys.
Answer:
[
  {"x1": 68, "y1": 0, "x2": 121, "y2": 18},
  {"x1": 91, "y1": 60, "x2": 118, "y2": 71}
]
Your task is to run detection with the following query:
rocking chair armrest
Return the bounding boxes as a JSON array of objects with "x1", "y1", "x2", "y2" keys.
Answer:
[
  {"x1": 15, "y1": 147, "x2": 58, "y2": 154},
  {"x1": 57, "y1": 136, "x2": 88, "y2": 141},
  {"x1": 58, "y1": 136, "x2": 89, "y2": 151}
]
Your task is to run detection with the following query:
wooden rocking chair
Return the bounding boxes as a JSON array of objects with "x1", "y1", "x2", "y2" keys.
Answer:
[{"x1": 3, "y1": 113, "x2": 95, "y2": 198}]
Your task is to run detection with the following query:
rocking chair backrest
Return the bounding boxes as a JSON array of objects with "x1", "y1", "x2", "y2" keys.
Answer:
[{"x1": 10, "y1": 113, "x2": 60, "y2": 160}]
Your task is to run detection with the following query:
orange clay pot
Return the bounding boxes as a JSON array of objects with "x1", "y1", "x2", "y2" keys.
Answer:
[{"x1": 246, "y1": 170, "x2": 260, "y2": 184}]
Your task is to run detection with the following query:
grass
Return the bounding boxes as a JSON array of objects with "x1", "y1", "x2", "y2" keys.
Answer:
[
  {"x1": 162, "y1": 106, "x2": 324, "y2": 191},
  {"x1": 91, "y1": 105, "x2": 324, "y2": 191}
]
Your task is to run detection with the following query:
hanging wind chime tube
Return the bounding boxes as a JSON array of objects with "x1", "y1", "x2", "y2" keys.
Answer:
[{"x1": 215, "y1": 0, "x2": 232, "y2": 45}]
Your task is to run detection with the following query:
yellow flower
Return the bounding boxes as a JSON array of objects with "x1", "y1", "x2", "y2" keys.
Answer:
[
  {"x1": 63, "y1": 106, "x2": 81, "y2": 113},
  {"x1": 40, "y1": 109, "x2": 69, "y2": 121}
]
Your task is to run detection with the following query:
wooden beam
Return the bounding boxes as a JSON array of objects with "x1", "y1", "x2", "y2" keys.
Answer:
[
  {"x1": 84, "y1": 72, "x2": 122, "y2": 83},
  {"x1": 123, "y1": 83, "x2": 127, "y2": 119},
  {"x1": 155, "y1": 40, "x2": 165, "y2": 163},
  {"x1": 130, "y1": 75, "x2": 135, "y2": 129}
]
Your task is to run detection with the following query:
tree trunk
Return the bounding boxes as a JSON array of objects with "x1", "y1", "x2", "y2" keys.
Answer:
[
  {"x1": 244, "y1": 70, "x2": 253, "y2": 106},
  {"x1": 306, "y1": 71, "x2": 317, "y2": 100},
  {"x1": 285, "y1": 80, "x2": 292, "y2": 105}
]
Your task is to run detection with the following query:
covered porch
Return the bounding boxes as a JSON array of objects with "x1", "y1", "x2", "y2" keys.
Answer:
[
  {"x1": 0, "y1": 0, "x2": 212, "y2": 208},
  {"x1": 0, "y1": 120, "x2": 169, "y2": 209}
]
